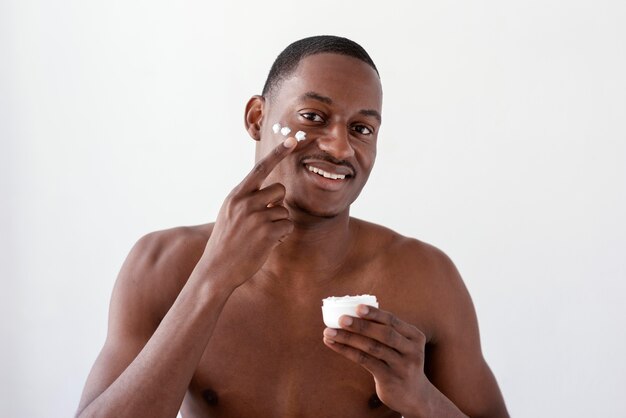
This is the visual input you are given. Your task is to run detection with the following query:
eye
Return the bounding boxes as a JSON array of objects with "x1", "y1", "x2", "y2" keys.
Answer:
[
  {"x1": 351, "y1": 124, "x2": 373, "y2": 135},
  {"x1": 299, "y1": 112, "x2": 325, "y2": 123}
]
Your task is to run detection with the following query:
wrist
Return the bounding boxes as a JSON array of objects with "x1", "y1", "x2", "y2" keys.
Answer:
[
  {"x1": 190, "y1": 257, "x2": 245, "y2": 295},
  {"x1": 403, "y1": 380, "x2": 468, "y2": 418},
  {"x1": 400, "y1": 380, "x2": 432, "y2": 418}
]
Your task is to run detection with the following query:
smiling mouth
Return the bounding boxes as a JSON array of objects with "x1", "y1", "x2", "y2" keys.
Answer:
[{"x1": 305, "y1": 164, "x2": 351, "y2": 180}]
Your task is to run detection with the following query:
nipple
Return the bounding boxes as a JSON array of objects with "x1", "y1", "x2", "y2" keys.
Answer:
[
  {"x1": 368, "y1": 393, "x2": 382, "y2": 409},
  {"x1": 202, "y1": 389, "x2": 219, "y2": 406}
]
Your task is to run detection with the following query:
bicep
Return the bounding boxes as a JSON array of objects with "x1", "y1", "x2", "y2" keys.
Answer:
[
  {"x1": 76, "y1": 236, "x2": 162, "y2": 414},
  {"x1": 426, "y1": 333, "x2": 506, "y2": 417},
  {"x1": 424, "y1": 256, "x2": 508, "y2": 417}
]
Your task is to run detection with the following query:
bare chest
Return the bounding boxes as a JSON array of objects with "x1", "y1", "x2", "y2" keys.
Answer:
[{"x1": 181, "y1": 285, "x2": 405, "y2": 417}]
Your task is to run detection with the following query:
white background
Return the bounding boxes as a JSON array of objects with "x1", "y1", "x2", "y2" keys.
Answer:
[{"x1": 2, "y1": 1, "x2": 625, "y2": 417}]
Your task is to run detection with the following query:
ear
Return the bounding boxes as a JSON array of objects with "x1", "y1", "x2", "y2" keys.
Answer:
[{"x1": 244, "y1": 95, "x2": 265, "y2": 142}]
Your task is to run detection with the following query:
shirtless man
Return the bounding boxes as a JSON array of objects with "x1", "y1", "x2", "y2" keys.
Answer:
[{"x1": 76, "y1": 36, "x2": 509, "y2": 418}]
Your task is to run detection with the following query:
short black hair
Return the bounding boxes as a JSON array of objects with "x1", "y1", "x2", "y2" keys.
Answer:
[{"x1": 261, "y1": 35, "x2": 379, "y2": 98}]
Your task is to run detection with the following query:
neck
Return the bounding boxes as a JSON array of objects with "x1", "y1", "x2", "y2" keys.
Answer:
[{"x1": 261, "y1": 210, "x2": 356, "y2": 285}]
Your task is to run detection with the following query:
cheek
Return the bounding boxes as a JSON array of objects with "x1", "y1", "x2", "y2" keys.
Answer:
[
  {"x1": 281, "y1": 113, "x2": 323, "y2": 135},
  {"x1": 354, "y1": 142, "x2": 377, "y2": 170},
  {"x1": 261, "y1": 127, "x2": 284, "y2": 146}
]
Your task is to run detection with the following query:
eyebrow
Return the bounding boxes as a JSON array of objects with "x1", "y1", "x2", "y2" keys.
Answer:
[
  {"x1": 300, "y1": 91, "x2": 333, "y2": 105},
  {"x1": 360, "y1": 109, "x2": 382, "y2": 123},
  {"x1": 299, "y1": 91, "x2": 382, "y2": 123}
]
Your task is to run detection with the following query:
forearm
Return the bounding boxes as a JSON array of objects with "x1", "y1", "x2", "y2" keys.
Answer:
[
  {"x1": 403, "y1": 382, "x2": 468, "y2": 418},
  {"x1": 77, "y1": 266, "x2": 234, "y2": 418}
]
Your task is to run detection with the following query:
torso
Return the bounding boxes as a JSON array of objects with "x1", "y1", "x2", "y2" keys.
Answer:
[{"x1": 155, "y1": 218, "x2": 440, "y2": 418}]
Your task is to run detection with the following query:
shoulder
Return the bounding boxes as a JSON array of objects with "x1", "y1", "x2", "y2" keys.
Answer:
[
  {"x1": 352, "y1": 218, "x2": 470, "y2": 338},
  {"x1": 352, "y1": 217, "x2": 459, "y2": 278},
  {"x1": 129, "y1": 223, "x2": 214, "y2": 271},
  {"x1": 111, "y1": 223, "x2": 215, "y2": 326}
]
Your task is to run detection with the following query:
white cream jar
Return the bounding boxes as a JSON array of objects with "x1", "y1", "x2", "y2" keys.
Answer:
[{"x1": 321, "y1": 294, "x2": 379, "y2": 328}]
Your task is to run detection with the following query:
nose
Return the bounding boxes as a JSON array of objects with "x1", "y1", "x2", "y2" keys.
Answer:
[{"x1": 316, "y1": 123, "x2": 355, "y2": 160}]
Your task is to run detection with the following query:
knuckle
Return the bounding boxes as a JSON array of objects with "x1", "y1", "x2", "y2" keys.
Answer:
[
  {"x1": 239, "y1": 197, "x2": 254, "y2": 212},
  {"x1": 367, "y1": 340, "x2": 382, "y2": 355},
  {"x1": 413, "y1": 327, "x2": 426, "y2": 343},
  {"x1": 223, "y1": 191, "x2": 237, "y2": 206},
  {"x1": 253, "y1": 161, "x2": 267, "y2": 175},
  {"x1": 412, "y1": 347, "x2": 425, "y2": 364},
  {"x1": 406, "y1": 323, "x2": 418, "y2": 335},
  {"x1": 272, "y1": 145, "x2": 285, "y2": 158},
  {"x1": 390, "y1": 315, "x2": 402, "y2": 328},
  {"x1": 228, "y1": 192, "x2": 246, "y2": 210},
  {"x1": 223, "y1": 199, "x2": 238, "y2": 218},
  {"x1": 386, "y1": 327, "x2": 397, "y2": 344},
  {"x1": 356, "y1": 319, "x2": 368, "y2": 333},
  {"x1": 357, "y1": 351, "x2": 369, "y2": 365}
]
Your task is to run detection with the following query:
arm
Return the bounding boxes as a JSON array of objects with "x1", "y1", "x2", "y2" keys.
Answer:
[
  {"x1": 76, "y1": 137, "x2": 298, "y2": 418},
  {"x1": 75, "y1": 233, "x2": 236, "y2": 418},
  {"x1": 421, "y1": 251, "x2": 509, "y2": 418},
  {"x1": 322, "y1": 246, "x2": 509, "y2": 418}
]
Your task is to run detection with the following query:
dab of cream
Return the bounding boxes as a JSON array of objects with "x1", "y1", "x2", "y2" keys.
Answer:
[
  {"x1": 272, "y1": 122, "x2": 307, "y2": 141},
  {"x1": 295, "y1": 131, "x2": 306, "y2": 141}
]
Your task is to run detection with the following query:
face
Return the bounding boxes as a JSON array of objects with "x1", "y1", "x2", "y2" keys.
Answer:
[{"x1": 251, "y1": 53, "x2": 383, "y2": 219}]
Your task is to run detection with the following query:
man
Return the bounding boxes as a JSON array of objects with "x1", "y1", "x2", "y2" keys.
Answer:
[{"x1": 76, "y1": 36, "x2": 509, "y2": 418}]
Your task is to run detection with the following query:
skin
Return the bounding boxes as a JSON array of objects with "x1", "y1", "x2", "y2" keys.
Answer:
[{"x1": 76, "y1": 53, "x2": 509, "y2": 418}]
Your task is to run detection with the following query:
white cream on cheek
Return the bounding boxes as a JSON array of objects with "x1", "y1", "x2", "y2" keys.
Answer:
[
  {"x1": 295, "y1": 131, "x2": 306, "y2": 141},
  {"x1": 272, "y1": 122, "x2": 307, "y2": 141}
]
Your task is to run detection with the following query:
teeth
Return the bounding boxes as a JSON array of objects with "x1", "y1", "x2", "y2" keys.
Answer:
[{"x1": 306, "y1": 165, "x2": 346, "y2": 180}]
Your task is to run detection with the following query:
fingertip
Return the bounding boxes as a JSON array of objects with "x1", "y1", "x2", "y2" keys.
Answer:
[
  {"x1": 283, "y1": 137, "x2": 297, "y2": 148},
  {"x1": 339, "y1": 315, "x2": 353, "y2": 328}
]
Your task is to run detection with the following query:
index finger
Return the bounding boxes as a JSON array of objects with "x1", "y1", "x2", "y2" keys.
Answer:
[
  {"x1": 356, "y1": 305, "x2": 423, "y2": 341},
  {"x1": 240, "y1": 137, "x2": 297, "y2": 192}
]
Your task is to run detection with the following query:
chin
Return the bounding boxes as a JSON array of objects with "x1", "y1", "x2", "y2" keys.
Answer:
[{"x1": 289, "y1": 199, "x2": 347, "y2": 220}]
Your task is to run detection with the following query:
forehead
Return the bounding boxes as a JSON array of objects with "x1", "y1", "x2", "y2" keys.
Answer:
[{"x1": 272, "y1": 53, "x2": 383, "y2": 112}]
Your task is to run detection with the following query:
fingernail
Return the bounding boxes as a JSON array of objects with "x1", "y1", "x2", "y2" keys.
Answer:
[
  {"x1": 324, "y1": 328, "x2": 337, "y2": 337},
  {"x1": 283, "y1": 137, "x2": 297, "y2": 148},
  {"x1": 357, "y1": 305, "x2": 369, "y2": 316},
  {"x1": 340, "y1": 316, "x2": 353, "y2": 327}
]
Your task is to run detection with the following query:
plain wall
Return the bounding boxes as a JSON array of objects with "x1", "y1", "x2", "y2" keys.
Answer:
[{"x1": 1, "y1": 0, "x2": 625, "y2": 416}]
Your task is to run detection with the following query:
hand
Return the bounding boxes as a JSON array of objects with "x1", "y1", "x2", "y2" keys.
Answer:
[
  {"x1": 198, "y1": 137, "x2": 298, "y2": 290},
  {"x1": 322, "y1": 305, "x2": 430, "y2": 415}
]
